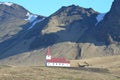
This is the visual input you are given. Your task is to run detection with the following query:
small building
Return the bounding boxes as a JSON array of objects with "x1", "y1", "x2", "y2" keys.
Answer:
[{"x1": 45, "y1": 47, "x2": 70, "y2": 67}]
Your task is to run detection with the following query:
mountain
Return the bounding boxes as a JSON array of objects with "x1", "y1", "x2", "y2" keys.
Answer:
[
  {"x1": 0, "y1": 2, "x2": 45, "y2": 42},
  {"x1": 0, "y1": 2, "x2": 45, "y2": 59},
  {"x1": 95, "y1": 0, "x2": 120, "y2": 43},
  {"x1": 0, "y1": 0, "x2": 120, "y2": 66},
  {"x1": 30, "y1": 5, "x2": 98, "y2": 49},
  {"x1": 0, "y1": 2, "x2": 27, "y2": 42}
]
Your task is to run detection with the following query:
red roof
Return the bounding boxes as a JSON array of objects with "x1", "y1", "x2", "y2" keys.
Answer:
[{"x1": 47, "y1": 58, "x2": 70, "y2": 63}]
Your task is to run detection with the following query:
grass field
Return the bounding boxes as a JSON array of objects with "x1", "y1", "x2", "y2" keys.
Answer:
[{"x1": 0, "y1": 55, "x2": 120, "y2": 80}]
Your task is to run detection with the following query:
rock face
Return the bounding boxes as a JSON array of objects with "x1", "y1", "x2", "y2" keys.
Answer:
[
  {"x1": 95, "y1": 0, "x2": 120, "y2": 43},
  {"x1": 0, "y1": 0, "x2": 120, "y2": 66}
]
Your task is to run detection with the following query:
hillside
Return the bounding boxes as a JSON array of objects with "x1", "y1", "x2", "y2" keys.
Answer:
[{"x1": 0, "y1": 55, "x2": 120, "y2": 80}]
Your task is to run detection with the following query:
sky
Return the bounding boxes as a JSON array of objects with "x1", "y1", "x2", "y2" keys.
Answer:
[{"x1": 1, "y1": 0, "x2": 114, "y2": 16}]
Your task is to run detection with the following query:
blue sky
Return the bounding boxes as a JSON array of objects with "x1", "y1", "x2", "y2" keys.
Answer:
[{"x1": 1, "y1": 0, "x2": 114, "y2": 16}]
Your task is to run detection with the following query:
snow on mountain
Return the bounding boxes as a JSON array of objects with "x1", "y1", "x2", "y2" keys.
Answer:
[
  {"x1": 0, "y1": 2, "x2": 13, "y2": 6},
  {"x1": 96, "y1": 13, "x2": 106, "y2": 25},
  {"x1": 25, "y1": 12, "x2": 38, "y2": 23},
  {"x1": 28, "y1": 18, "x2": 45, "y2": 30}
]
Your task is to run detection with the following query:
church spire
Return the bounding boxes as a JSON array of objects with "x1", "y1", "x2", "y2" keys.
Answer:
[
  {"x1": 46, "y1": 47, "x2": 51, "y2": 60},
  {"x1": 46, "y1": 47, "x2": 50, "y2": 55}
]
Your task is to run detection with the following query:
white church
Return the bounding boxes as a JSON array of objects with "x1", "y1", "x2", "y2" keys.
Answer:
[{"x1": 45, "y1": 47, "x2": 70, "y2": 67}]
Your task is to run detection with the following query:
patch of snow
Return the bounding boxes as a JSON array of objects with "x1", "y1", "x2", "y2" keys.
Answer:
[
  {"x1": 0, "y1": 2, "x2": 13, "y2": 6},
  {"x1": 96, "y1": 13, "x2": 106, "y2": 25},
  {"x1": 25, "y1": 12, "x2": 38, "y2": 23},
  {"x1": 27, "y1": 18, "x2": 45, "y2": 30}
]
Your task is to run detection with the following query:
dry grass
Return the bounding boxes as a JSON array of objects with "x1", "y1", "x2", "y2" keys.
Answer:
[
  {"x1": 0, "y1": 55, "x2": 120, "y2": 80},
  {"x1": 70, "y1": 55, "x2": 120, "y2": 67},
  {"x1": 0, "y1": 66, "x2": 119, "y2": 80}
]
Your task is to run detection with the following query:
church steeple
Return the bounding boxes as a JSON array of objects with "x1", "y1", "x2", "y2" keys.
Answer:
[{"x1": 46, "y1": 47, "x2": 51, "y2": 60}]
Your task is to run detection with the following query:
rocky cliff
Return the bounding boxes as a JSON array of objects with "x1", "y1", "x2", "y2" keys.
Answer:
[{"x1": 95, "y1": 0, "x2": 120, "y2": 43}]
